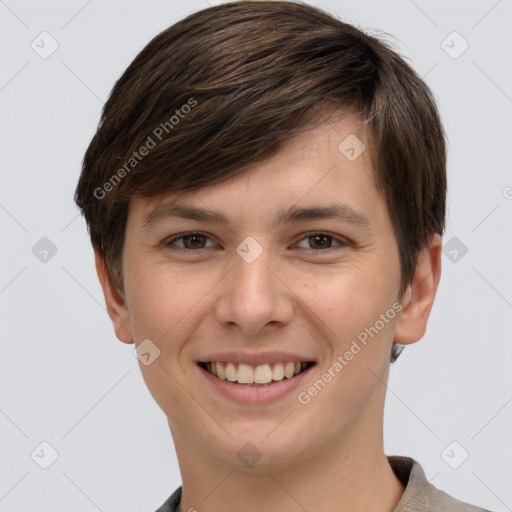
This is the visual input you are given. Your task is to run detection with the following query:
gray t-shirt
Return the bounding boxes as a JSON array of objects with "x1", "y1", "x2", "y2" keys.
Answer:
[{"x1": 154, "y1": 456, "x2": 492, "y2": 511}]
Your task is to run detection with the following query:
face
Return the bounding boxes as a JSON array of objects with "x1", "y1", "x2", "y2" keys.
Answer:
[{"x1": 97, "y1": 114, "x2": 440, "y2": 473}]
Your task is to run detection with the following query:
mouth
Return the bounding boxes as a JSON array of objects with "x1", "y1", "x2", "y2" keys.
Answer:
[{"x1": 198, "y1": 361, "x2": 316, "y2": 386}]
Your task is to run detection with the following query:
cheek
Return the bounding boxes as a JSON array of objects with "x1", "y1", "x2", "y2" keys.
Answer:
[
  {"x1": 124, "y1": 262, "x2": 193, "y2": 344},
  {"x1": 300, "y1": 274, "x2": 398, "y2": 426},
  {"x1": 124, "y1": 260, "x2": 231, "y2": 362},
  {"x1": 300, "y1": 262, "x2": 400, "y2": 418},
  {"x1": 304, "y1": 264, "x2": 398, "y2": 340}
]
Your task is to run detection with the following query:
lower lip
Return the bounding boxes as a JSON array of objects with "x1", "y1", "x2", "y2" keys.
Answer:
[{"x1": 199, "y1": 365, "x2": 315, "y2": 404}]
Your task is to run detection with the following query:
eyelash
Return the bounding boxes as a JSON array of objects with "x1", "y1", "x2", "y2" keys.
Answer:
[{"x1": 164, "y1": 231, "x2": 349, "y2": 252}]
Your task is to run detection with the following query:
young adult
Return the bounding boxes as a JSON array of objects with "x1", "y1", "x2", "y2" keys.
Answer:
[{"x1": 75, "y1": 2, "x2": 492, "y2": 510}]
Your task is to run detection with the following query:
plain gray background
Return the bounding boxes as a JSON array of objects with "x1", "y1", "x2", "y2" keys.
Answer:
[{"x1": 1, "y1": 1, "x2": 511, "y2": 511}]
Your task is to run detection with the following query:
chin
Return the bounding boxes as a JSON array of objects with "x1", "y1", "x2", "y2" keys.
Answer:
[{"x1": 204, "y1": 419, "x2": 316, "y2": 472}]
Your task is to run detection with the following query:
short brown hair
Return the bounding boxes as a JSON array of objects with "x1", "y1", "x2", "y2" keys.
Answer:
[{"x1": 75, "y1": 0, "x2": 446, "y2": 362}]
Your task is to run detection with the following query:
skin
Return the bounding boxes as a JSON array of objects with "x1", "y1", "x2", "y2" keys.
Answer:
[{"x1": 95, "y1": 114, "x2": 441, "y2": 512}]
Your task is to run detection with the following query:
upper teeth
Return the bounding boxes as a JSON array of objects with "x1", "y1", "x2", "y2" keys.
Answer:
[{"x1": 206, "y1": 362, "x2": 307, "y2": 384}]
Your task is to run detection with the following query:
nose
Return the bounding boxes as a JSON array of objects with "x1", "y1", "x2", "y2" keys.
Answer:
[{"x1": 213, "y1": 241, "x2": 294, "y2": 336}]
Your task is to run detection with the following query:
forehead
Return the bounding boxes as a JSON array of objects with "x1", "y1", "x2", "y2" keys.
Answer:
[{"x1": 127, "y1": 114, "x2": 384, "y2": 229}]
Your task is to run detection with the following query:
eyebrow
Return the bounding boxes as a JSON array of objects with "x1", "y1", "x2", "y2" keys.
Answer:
[{"x1": 142, "y1": 201, "x2": 371, "y2": 231}]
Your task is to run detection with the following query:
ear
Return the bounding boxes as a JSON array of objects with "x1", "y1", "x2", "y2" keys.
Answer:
[
  {"x1": 393, "y1": 234, "x2": 442, "y2": 345},
  {"x1": 94, "y1": 250, "x2": 134, "y2": 344}
]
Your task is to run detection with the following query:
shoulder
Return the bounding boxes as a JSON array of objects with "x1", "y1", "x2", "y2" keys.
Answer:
[
  {"x1": 429, "y1": 486, "x2": 493, "y2": 512},
  {"x1": 155, "y1": 458, "x2": 495, "y2": 512},
  {"x1": 388, "y1": 456, "x2": 493, "y2": 512},
  {"x1": 154, "y1": 486, "x2": 182, "y2": 512}
]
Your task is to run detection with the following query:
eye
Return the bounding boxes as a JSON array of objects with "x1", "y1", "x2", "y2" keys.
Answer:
[
  {"x1": 165, "y1": 232, "x2": 215, "y2": 250},
  {"x1": 293, "y1": 232, "x2": 348, "y2": 251},
  {"x1": 164, "y1": 231, "x2": 349, "y2": 252}
]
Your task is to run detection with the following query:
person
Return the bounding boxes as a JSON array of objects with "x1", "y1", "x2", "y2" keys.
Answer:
[{"x1": 74, "y1": 1, "x2": 492, "y2": 510}]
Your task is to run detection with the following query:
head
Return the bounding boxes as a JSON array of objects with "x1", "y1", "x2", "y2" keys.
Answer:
[{"x1": 75, "y1": 1, "x2": 445, "y2": 470}]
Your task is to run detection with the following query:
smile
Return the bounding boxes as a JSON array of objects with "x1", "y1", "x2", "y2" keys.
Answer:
[{"x1": 199, "y1": 361, "x2": 315, "y2": 386}]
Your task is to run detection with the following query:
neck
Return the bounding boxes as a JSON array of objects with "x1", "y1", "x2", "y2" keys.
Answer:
[{"x1": 173, "y1": 420, "x2": 404, "y2": 512}]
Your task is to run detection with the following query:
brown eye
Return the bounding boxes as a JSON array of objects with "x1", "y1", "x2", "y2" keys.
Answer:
[
  {"x1": 309, "y1": 234, "x2": 333, "y2": 249},
  {"x1": 294, "y1": 232, "x2": 347, "y2": 251},
  {"x1": 166, "y1": 232, "x2": 213, "y2": 250}
]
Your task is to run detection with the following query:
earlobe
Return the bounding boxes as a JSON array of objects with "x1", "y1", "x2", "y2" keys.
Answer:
[
  {"x1": 393, "y1": 234, "x2": 442, "y2": 346},
  {"x1": 94, "y1": 250, "x2": 134, "y2": 344}
]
